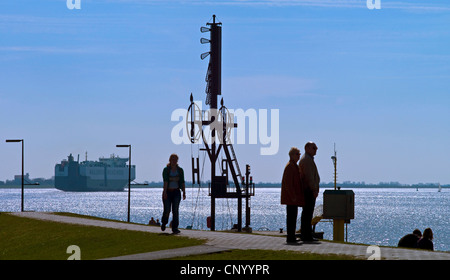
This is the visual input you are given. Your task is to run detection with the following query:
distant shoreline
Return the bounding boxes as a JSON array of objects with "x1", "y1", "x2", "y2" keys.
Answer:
[{"x1": 1, "y1": 184, "x2": 448, "y2": 189}]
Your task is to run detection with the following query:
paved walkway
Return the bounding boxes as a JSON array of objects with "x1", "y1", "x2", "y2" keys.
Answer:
[{"x1": 11, "y1": 212, "x2": 450, "y2": 260}]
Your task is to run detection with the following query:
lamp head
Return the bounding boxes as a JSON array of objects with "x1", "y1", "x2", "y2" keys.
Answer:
[{"x1": 6, "y1": 139, "x2": 23, "y2": 143}]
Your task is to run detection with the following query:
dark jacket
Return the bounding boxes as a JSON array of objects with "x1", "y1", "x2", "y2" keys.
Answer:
[
  {"x1": 398, "y1": 234, "x2": 419, "y2": 248},
  {"x1": 162, "y1": 166, "x2": 185, "y2": 189},
  {"x1": 299, "y1": 153, "x2": 320, "y2": 198},
  {"x1": 281, "y1": 161, "x2": 304, "y2": 206},
  {"x1": 417, "y1": 238, "x2": 434, "y2": 251}
]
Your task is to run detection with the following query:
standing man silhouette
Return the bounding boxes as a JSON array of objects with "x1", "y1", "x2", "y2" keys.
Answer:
[{"x1": 299, "y1": 142, "x2": 320, "y2": 241}]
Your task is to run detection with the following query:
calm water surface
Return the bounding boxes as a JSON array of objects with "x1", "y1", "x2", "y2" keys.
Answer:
[{"x1": 1, "y1": 187, "x2": 448, "y2": 251}]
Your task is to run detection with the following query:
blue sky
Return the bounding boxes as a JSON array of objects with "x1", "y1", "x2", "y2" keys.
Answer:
[{"x1": 1, "y1": 0, "x2": 449, "y2": 185}]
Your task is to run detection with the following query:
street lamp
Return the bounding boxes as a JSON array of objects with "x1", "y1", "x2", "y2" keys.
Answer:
[
  {"x1": 6, "y1": 139, "x2": 24, "y2": 211},
  {"x1": 116, "y1": 144, "x2": 131, "y2": 222}
]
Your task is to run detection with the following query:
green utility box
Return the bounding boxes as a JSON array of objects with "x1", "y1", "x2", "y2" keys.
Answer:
[{"x1": 323, "y1": 190, "x2": 355, "y2": 220}]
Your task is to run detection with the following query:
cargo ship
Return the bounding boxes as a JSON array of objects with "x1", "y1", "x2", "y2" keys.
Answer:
[{"x1": 55, "y1": 153, "x2": 136, "y2": 191}]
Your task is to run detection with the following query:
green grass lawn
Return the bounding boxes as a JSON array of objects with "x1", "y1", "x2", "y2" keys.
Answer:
[
  {"x1": 0, "y1": 212, "x2": 363, "y2": 260},
  {"x1": 0, "y1": 213, "x2": 204, "y2": 260}
]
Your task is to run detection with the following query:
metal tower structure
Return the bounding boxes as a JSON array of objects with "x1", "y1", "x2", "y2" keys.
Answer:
[{"x1": 187, "y1": 15, "x2": 255, "y2": 232}]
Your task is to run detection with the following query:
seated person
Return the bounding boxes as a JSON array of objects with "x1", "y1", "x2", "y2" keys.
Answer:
[
  {"x1": 398, "y1": 229, "x2": 422, "y2": 248},
  {"x1": 417, "y1": 228, "x2": 434, "y2": 251},
  {"x1": 148, "y1": 217, "x2": 157, "y2": 226}
]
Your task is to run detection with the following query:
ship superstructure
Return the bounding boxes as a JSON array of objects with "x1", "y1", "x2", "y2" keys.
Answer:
[{"x1": 55, "y1": 153, "x2": 136, "y2": 191}]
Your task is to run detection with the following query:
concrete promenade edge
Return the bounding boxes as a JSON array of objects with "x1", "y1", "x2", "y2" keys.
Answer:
[{"x1": 9, "y1": 212, "x2": 450, "y2": 260}]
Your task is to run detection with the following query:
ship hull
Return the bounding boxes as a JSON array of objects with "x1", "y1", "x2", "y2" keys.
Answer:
[
  {"x1": 54, "y1": 177, "x2": 127, "y2": 192},
  {"x1": 55, "y1": 154, "x2": 135, "y2": 192}
]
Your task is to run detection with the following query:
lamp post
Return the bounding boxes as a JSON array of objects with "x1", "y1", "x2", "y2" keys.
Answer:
[
  {"x1": 116, "y1": 144, "x2": 131, "y2": 222},
  {"x1": 6, "y1": 139, "x2": 24, "y2": 211},
  {"x1": 331, "y1": 143, "x2": 337, "y2": 191}
]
